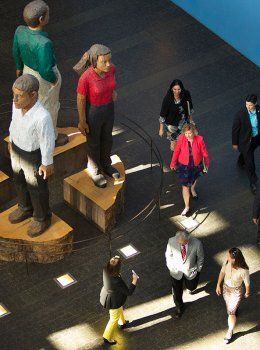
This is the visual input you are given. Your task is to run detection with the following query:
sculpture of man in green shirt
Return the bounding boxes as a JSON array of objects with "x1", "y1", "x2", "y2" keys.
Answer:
[{"x1": 13, "y1": 0, "x2": 68, "y2": 146}]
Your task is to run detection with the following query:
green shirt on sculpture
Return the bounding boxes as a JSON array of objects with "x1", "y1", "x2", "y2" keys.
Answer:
[{"x1": 13, "y1": 25, "x2": 57, "y2": 83}]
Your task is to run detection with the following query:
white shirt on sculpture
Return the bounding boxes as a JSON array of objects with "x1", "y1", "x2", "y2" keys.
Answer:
[{"x1": 9, "y1": 100, "x2": 55, "y2": 166}]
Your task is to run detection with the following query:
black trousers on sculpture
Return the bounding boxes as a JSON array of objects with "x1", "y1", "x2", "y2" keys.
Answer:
[
  {"x1": 11, "y1": 143, "x2": 51, "y2": 222},
  {"x1": 171, "y1": 273, "x2": 200, "y2": 308},
  {"x1": 86, "y1": 102, "x2": 114, "y2": 175},
  {"x1": 238, "y1": 135, "x2": 260, "y2": 184}
]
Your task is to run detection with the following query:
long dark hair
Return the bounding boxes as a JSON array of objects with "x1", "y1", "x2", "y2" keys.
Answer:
[
  {"x1": 169, "y1": 79, "x2": 186, "y2": 99},
  {"x1": 105, "y1": 256, "x2": 121, "y2": 277},
  {"x1": 229, "y1": 247, "x2": 249, "y2": 270}
]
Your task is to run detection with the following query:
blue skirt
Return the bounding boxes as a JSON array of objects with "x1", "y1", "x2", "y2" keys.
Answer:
[{"x1": 177, "y1": 162, "x2": 203, "y2": 187}]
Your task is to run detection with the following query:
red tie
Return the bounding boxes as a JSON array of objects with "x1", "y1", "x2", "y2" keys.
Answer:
[{"x1": 181, "y1": 245, "x2": 186, "y2": 261}]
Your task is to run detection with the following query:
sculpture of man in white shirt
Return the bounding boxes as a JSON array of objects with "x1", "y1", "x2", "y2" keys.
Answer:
[{"x1": 9, "y1": 74, "x2": 55, "y2": 237}]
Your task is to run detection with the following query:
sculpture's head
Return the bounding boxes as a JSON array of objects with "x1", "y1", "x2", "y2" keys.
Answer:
[
  {"x1": 85, "y1": 44, "x2": 111, "y2": 73},
  {"x1": 12, "y1": 74, "x2": 39, "y2": 111},
  {"x1": 23, "y1": 0, "x2": 49, "y2": 28}
]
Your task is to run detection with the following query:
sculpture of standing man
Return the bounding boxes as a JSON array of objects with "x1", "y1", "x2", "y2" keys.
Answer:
[
  {"x1": 76, "y1": 44, "x2": 120, "y2": 188},
  {"x1": 12, "y1": 0, "x2": 68, "y2": 146},
  {"x1": 9, "y1": 74, "x2": 55, "y2": 237}
]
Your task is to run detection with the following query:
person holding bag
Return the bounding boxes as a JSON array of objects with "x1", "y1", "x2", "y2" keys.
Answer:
[
  {"x1": 159, "y1": 79, "x2": 195, "y2": 151},
  {"x1": 100, "y1": 256, "x2": 139, "y2": 345},
  {"x1": 170, "y1": 124, "x2": 209, "y2": 216}
]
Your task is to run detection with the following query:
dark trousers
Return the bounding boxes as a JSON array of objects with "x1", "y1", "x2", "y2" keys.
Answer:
[
  {"x1": 11, "y1": 143, "x2": 51, "y2": 221},
  {"x1": 86, "y1": 102, "x2": 114, "y2": 175},
  {"x1": 238, "y1": 135, "x2": 260, "y2": 184},
  {"x1": 171, "y1": 273, "x2": 200, "y2": 308}
]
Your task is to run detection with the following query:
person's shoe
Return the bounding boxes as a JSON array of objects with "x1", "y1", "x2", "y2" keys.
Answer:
[
  {"x1": 27, "y1": 217, "x2": 51, "y2": 237},
  {"x1": 172, "y1": 305, "x2": 184, "y2": 318},
  {"x1": 224, "y1": 330, "x2": 233, "y2": 344},
  {"x1": 181, "y1": 207, "x2": 189, "y2": 216},
  {"x1": 103, "y1": 166, "x2": 120, "y2": 179},
  {"x1": 188, "y1": 289, "x2": 195, "y2": 295},
  {"x1": 118, "y1": 320, "x2": 130, "y2": 329},
  {"x1": 250, "y1": 183, "x2": 257, "y2": 195},
  {"x1": 55, "y1": 133, "x2": 69, "y2": 147},
  {"x1": 103, "y1": 338, "x2": 117, "y2": 345},
  {"x1": 8, "y1": 207, "x2": 33, "y2": 224},
  {"x1": 91, "y1": 173, "x2": 107, "y2": 188}
]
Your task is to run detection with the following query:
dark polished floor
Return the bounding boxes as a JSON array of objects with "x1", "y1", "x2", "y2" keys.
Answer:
[{"x1": 0, "y1": 1, "x2": 259, "y2": 349}]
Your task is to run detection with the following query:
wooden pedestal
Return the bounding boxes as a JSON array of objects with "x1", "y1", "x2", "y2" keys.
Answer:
[
  {"x1": 4, "y1": 127, "x2": 87, "y2": 178},
  {"x1": 0, "y1": 171, "x2": 15, "y2": 207},
  {"x1": 0, "y1": 205, "x2": 73, "y2": 263},
  {"x1": 64, "y1": 155, "x2": 125, "y2": 233}
]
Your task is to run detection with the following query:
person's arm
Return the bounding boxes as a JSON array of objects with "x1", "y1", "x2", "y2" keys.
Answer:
[
  {"x1": 243, "y1": 270, "x2": 250, "y2": 298},
  {"x1": 165, "y1": 240, "x2": 175, "y2": 271},
  {"x1": 252, "y1": 192, "x2": 260, "y2": 224},
  {"x1": 186, "y1": 91, "x2": 194, "y2": 120},
  {"x1": 159, "y1": 94, "x2": 170, "y2": 137},
  {"x1": 170, "y1": 137, "x2": 181, "y2": 169},
  {"x1": 232, "y1": 111, "x2": 241, "y2": 150},
  {"x1": 200, "y1": 137, "x2": 210, "y2": 169},
  {"x1": 117, "y1": 275, "x2": 137, "y2": 296},
  {"x1": 77, "y1": 93, "x2": 89, "y2": 135},
  {"x1": 196, "y1": 241, "x2": 204, "y2": 272},
  {"x1": 38, "y1": 41, "x2": 57, "y2": 83},
  {"x1": 12, "y1": 30, "x2": 24, "y2": 76},
  {"x1": 38, "y1": 114, "x2": 55, "y2": 179},
  {"x1": 216, "y1": 269, "x2": 225, "y2": 296}
]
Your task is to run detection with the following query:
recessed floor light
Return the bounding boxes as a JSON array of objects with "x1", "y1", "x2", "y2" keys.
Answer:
[
  {"x1": 54, "y1": 273, "x2": 77, "y2": 289},
  {"x1": 118, "y1": 244, "x2": 140, "y2": 259},
  {"x1": 0, "y1": 303, "x2": 11, "y2": 318}
]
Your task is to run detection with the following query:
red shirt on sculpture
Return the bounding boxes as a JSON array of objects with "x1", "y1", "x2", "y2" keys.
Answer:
[{"x1": 77, "y1": 64, "x2": 116, "y2": 106}]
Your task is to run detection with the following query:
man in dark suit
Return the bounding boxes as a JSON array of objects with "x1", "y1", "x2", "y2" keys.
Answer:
[
  {"x1": 232, "y1": 94, "x2": 260, "y2": 194},
  {"x1": 253, "y1": 188, "x2": 260, "y2": 245}
]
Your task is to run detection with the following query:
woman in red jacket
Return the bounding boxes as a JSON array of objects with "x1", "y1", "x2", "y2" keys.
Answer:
[{"x1": 170, "y1": 124, "x2": 209, "y2": 215}]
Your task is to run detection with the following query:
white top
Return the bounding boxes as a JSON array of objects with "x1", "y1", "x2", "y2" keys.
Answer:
[
  {"x1": 221, "y1": 261, "x2": 250, "y2": 288},
  {"x1": 9, "y1": 100, "x2": 55, "y2": 166}
]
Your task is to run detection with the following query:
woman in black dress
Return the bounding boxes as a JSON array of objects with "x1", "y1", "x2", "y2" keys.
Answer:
[
  {"x1": 159, "y1": 79, "x2": 194, "y2": 150},
  {"x1": 100, "y1": 256, "x2": 139, "y2": 345}
]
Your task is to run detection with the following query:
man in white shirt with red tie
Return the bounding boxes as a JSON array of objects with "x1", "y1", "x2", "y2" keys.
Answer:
[
  {"x1": 165, "y1": 231, "x2": 204, "y2": 318},
  {"x1": 8, "y1": 74, "x2": 55, "y2": 237}
]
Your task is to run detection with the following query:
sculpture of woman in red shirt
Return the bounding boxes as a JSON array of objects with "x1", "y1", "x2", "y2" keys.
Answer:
[{"x1": 76, "y1": 44, "x2": 119, "y2": 188}]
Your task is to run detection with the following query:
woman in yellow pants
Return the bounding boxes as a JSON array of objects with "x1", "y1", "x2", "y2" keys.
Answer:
[{"x1": 100, "y1": 256, "x2": 139, "y2": 345}]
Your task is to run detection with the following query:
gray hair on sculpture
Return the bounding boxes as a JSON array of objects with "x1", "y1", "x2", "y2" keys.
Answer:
[
  {"x1": 23, "y1": 0, "x2": 49, "y2": 27},
  {"x1": 175, "y1": 231, "x2": 190, "y2": 241},
  {"x1": 88, "y1": 44, "x2": 111, "y2": 68},
  {"x1": 13, "y1": 74, "x2": 39, "y2": 93}
]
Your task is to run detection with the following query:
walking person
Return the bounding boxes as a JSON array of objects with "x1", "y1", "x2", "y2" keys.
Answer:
[
  {"x1": 232, "y1": 94, "x2": 260, "y2": 194},
  {"x1": 170, "y1": 123, "x2": 209, "y2": 216},
  {"x1": 216, "y1": 248, "x2": 250, "y2": 344},
  {"x1": 165, "y1": 231, "x2": 204, "y2": 318},
  {"x1": 159, "y1": 79, "x2": 194, "y2": 151},
  {"x1": 76, "y1": 44, "x2": 119, "y2": 188},
  {"x1": 100, "y1": 256, "x2": 139, "y2": 345},
  {"x1": 253, "y1": 188, "x2": 260, "y2": 244}
]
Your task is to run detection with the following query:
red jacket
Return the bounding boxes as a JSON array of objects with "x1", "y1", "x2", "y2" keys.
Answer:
[{"x1": 170, "y1": 134, "x2": 209, "y2": 169}]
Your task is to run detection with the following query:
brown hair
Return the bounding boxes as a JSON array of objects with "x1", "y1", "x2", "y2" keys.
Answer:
[
  {"x1": 105, "y1": 256, "x2": 121, "y2": 277},
  {"x1": 182, "y1": 123, "x2": 196, "y2": 134},
  {"x1": 229, "y1": 247, "x2": 249, "y2": 270},
  {"x1": 23, "y1": 0, "x2": 49, "y2": 28}
]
